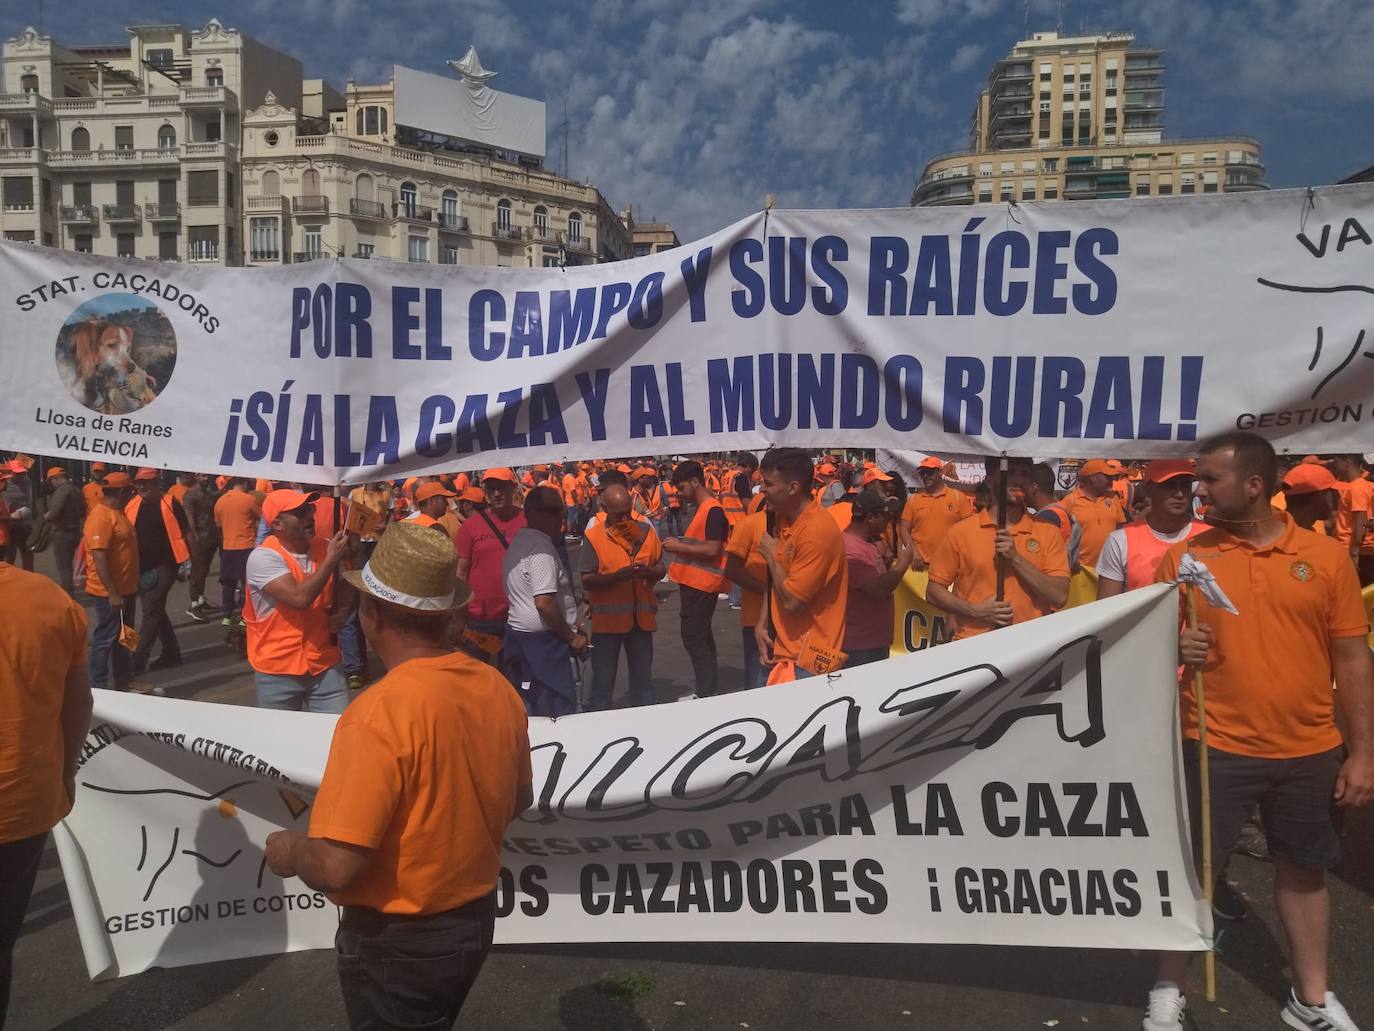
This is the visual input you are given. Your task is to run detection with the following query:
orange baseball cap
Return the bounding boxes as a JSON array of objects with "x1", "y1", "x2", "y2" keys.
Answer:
[
  {"x1": 481, "y1": 467, "x2": 517, "y2": 484},
  {"x1": 103, "y1": 472, "x2": 134, "y2": 489},
  {"x1": 4, "y1": 459, "x2": 28, "y2": 474},
  {"x1": 633, "y1": 466, "x2": 656, "y2": 479},
  {"x1": 262, "y1": 488, "x2": 320, "y2": 524},
  {"x1": 414, "y1": 481, "x2": 456, "y2": 502},
  {"x1": 1283, "y1": 463, "x2": 1338, "y2": 496},
  {"x1": 134, "y1": 467, "x2": 160, "y2": 481},
  {"x1": 458, "y1": 486, "x2": 487, "y2": 504},
  {"x1": 46, "y1": 466, "x2": 66, "y2": 478},
  {"x1": 918, "y1": 456, "x2": 944, "y2": 470},
  {"x1": 1080, "y1": 459, "x2": 1126, "y2": 478},
  {"x1": 616, "y1": 463, "x2": 633, "y2": 473},
  {"x1": 817, "y1": 462, "x2": 837, "y2": 475},
  {"x1": 1301, "y1": 455, "x2": 1322, "y2": 465},
  {"x1": 1142, "y1": 458, "x2": 1195, "y2": 484},
  {"x1": 861, "y1": 467, "x2": 892, "y2": 486}
]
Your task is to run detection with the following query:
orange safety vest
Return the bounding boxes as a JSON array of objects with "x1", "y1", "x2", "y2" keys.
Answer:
[
  {"x1": 243, "y1": 535, "x2": 339, "y2": 675},
  {"x1": 124, "y1": 494, "x2": 190, "y2": 564},
  {"x1": 1123, "y1": 520, "x2": 1209, "y2": 590},
  {"x1": 639, "y1": 484, "x2": 665, "y2": 518},
  {"x1": 585, "y1": 520, "x2": 661, "y2": 634},
  {"x1": 746, "y1": 492, "x2": 766, "y2": 515},
  {"x1": 662, "y1": 482, "x2": 680, "y2": 509},
  {"x1": 405, "y1": 512, "x2": 443, "y2": 531},
  {"x1": 668, "y1": 497, "x2": 729, "y2": 594},
  {"x1": 720, "y1": 468, "x2": 747, "y2": 526},
  {"x1": 705, "y1": 472, "x2": 721, "y2": 498}
]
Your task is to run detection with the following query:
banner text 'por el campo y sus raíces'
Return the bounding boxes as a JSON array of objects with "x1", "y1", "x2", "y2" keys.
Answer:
[{"x1": 4, "y1": 184, "x2": 1373, "y2": 482}]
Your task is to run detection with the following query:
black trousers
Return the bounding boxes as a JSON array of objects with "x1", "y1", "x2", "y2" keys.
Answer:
[
  {"x1": 678, "y1": 585, "x2": 719, "y2": 697},
  {"x1": 52, "y1": 529, "x2": 81, "y2": 596},
  {"x1": 336, "y1": 894, "x2": 495, "y2": 1031},
  {"x1": 133, "y1": 563, "x2": 180, "y2": 671},
  {"x1": 1, "y1": 833, "x2": 46, "y2": 1030},
  {"x1": 189, "y1": 528, "x2": 220, "y2": 601}
]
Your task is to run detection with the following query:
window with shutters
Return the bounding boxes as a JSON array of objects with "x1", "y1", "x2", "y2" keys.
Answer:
[
  {"x1": 71, "y1": 127, "x2": 90, "y2": 151},
  {"x1": 159, "y1": 232, "x2": 178, "y2": 260},
  {"x1": 188, "y1": 171, "x2": 218, "y2": 206},
  {"x1": 74, "y1": 234, "x2": 93, "y2": 253},
  {"x1": 114, "y1": 125, "x2": 134, "y2": 151},
  {"x1": 117, "y1": 233, "x2": 135, "y2": 258}
]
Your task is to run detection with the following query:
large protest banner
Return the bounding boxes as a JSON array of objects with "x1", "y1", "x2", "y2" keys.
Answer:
[
  {"x1": 58, "y1": 585, "x2": 1207, "y2": 979},
  {"x1": 3, "y1": 184, "x2": 1373, "y2": 481}
]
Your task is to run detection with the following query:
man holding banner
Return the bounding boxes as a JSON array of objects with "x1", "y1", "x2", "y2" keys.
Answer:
[
  {"x1": 926, "y1": 478, "x2": 1069, "y2": 639},
  {"x1": 266, "y1": 522, "x2": 532, "y2": 1031},
  {"x1": 755, "y1": 448, "x2": 848, "y2": 682},
  {"x1": 1148, "y1": 433, "x2": 1374, "y2": 1031}
]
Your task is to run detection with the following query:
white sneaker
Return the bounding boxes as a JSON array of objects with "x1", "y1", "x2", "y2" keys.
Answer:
[
  {"x1": 1142, "y1": 983, "x2": 1186, "y2": 1030},
  {"x1": 1282, "y1": 989, "x2": 1361, "y2": 1031}
]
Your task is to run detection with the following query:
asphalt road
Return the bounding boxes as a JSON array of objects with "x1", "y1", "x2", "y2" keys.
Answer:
[{"x1": 8, "y1": 545, "x2": 1374, "y2": 1030}]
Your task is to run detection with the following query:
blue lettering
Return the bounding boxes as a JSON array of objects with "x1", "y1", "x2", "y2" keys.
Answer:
[
  {"x1": 240, "y1": 391, "x2": 272, "y2": 461},
  {"x1": 469, "y1": 290, "x2": 505, "y2": 361},
  {"x1": 593, "y1": 282, "x2": 632, "y2": 340},
  {"x1": 416, "y1": 395, "x2": 456, "y2": 458},
  {"x1": 496, "y1": 389, "x2": 527, "y2": 449},
  {"x1": 989, "y1": 355, "x2": 1035, "y2": 437},
  {"x1": 910, "y1": 236, "x2": 953, "y2": 316},
  {"x1": 839, "y1": 354, "x2": 879, "y2": 429},
  {"x1": 797, "y1": 353, "x2": 835, "y2": 429},
  {"x1": 335, "y1": 282, "x2": 372, "y2": 358},
  {"x1": 1037, "y1": 357, "x2": 1086, "y2": 438},
  {"x1": 1032, "y1": 232, "x2": 1070, "y2": 315},
  {"x1": 629, "y1": 366, "x2": 668, "y2": 439},
  {"x1": 664, "y1": 363, "x2": 696, "y2": 434},
  {"x1": 769, "y1": 236, "x2": 808, "y2": 316},
  {"x1": 811, "y1": 237, "x2": 848, "y2": 315},
  {"x1": 296, "y1": 394, "x2": 324, "y2": 465},
  {"x1": 883, "y1": 356, "x2": 923, "y2": 432},
  {"x1": 708, "y1": 357, "x2": 756, "y2": 432},
  {"x1": 362, "y1": 396, "x2": 400, "y2": 465},
  {"x1": 983, "y1": 232, "x2": 1030, "y2": 316},
  {"x1": 574, "y1": 369, "x2": 611, "y2": 441},
  {"x1": 868, "y1": 237, "x2": 909, "y2": 316},
  {"x1": 942, "y1": 357, "x2": 985, "y2": 434},
  {"x1": 548, "y1": 288, "x2": 595, "y2": 352},
  {"x1": 680, "y1": 246, "x2": 713, "y2": 323},
  {"x1": 391, "y1": 287, "x2": 422, "y2": 360},
  {"x1": 760, "y1": 353, "x2": 793, "y2": 431},
  {"x1": 509, "y1": 291, "x2": 545, "y2": 359},
  {"x1": 454, "y1": 395, "x2": 496, "y2": 455},
  {"x1": 730, "y1": 240, "x2": 765, "y2": 318},
  {"x1": 1084, "y1": 357, "x2": 1134, "y2": 439},
  {"x1": 628, "y1": 272, "x2": 665, "y2": 330},
  {"x1": 1073, "y1": 229, "x2": 1118, "y2": 315},
  {"x1": 528, "y1": 383, "x2": 569, "y2": 447},
  {"x1": 289, "y1": 288, "x2": 310, "y2": 359},
  {"x1": 333, "y1": 394, "x2": 361, "y2": 466}
]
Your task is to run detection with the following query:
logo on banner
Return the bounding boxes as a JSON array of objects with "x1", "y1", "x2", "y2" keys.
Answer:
[{"x1": 56, "y1": 293, "x2": 177, "y2": 416}]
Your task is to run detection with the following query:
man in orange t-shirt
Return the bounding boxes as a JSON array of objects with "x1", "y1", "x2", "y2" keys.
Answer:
[
  {"x1": 926, "y1": 478, "x2": 1069, "y2": 640},
  {"x1": 755, "y1": 448, "x2": 848, "y2": 681},
  {"x1": 1064, "y1": 458, "x2": 1128, "y2": 568},
  {"x1": 900, "y1": 456, "x2": 973, "y2": 569},
  {"x1": 82, "y1": 463, "x2": 107, "y2": 514},
  {"x1": 214, "y1": 478, "x2": 261, "y2": 626},
  {"x1": 724, "y1": 503, "x2": 771, "y2": 691},
  {"x1": 82, "y1": 472, "x2": 142, "y2": 691},
  {"x1": 1327, "y1": 454, "x2": 1374, "y2": 584},
  {"x1": 0, "y1": 559, "x2": 91, "y2": 1015},
  {"x1": 266, "y1": 523, "x2": 530, "y2": 1030},
  {"x1": 1146, "y1": 432, "x2": 1374, "y2": 1031}
]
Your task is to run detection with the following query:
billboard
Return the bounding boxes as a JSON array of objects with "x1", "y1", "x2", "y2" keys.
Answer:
[{"x1": 392, "y1": 63, "x2": 546, "y2": 160}]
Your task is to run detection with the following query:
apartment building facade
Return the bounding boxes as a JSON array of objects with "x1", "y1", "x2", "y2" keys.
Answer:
[
  {"x1": 0, "y1": 20, "x2": 300, "y2": 263},
  {"x1": 239, "y1": 50, "x2": 630, "y2": 269},
  {"x1": 913, "y1": 31, "x2": 1266, "y2": 206}
]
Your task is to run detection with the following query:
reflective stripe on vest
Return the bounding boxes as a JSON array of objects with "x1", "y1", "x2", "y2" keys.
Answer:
[
  {"x1": 668, "y1": 498, "x2": 729, "y2": 594},
  {"x1": 585, "y1": 522, "x2": 660, "y2": 634},
  {"x1": 1124, "y1": 520, "x2": 1209, "y2": 590},
  {"x1": 243, "y1": 534, "x2": 339, "y2": 676},
  {"x1": 124, "y1": 494, "x2": 189, "y2": 564},
  {"x1": 721, "y1": 470, "x2": 747, "y2": 525}
]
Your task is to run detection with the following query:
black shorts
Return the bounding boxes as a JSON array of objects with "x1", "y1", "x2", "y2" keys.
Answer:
[
  {"x1": 1182, "y1": 740, "x2": 1345, "y2": 872},
  {"x1": 219, "y1": 547, "x2": 251, "y2": 583}
]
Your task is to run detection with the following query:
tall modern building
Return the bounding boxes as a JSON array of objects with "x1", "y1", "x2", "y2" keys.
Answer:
[
  {"x1": 0, "y1": 21, "x2": 300, "y2": 263},
  {"x1": 912, "y1": 31, "x2": 1267, "y2": 206}
]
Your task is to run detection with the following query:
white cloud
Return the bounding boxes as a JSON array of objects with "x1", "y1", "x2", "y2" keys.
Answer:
[{"x1": 948, "y1": 42, "x2": 985, "y2": 72}]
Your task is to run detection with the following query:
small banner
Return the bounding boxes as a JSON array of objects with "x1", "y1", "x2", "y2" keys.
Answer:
[{"x1": 58, "y1": 585, "x2": 1207, "y2": 979}]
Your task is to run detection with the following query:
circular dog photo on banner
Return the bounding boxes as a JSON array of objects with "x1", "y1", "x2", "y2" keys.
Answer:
[{"x1": 56, "y1": 293, "x2": 178, "y2": 416}]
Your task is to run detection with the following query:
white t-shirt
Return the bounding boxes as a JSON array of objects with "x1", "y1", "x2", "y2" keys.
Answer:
[
  {"x1": 502, "y1": 527, "x2": 577, "y2": 634},
  {"x1": 246, "y1": 543, "x2": 316, "y2": 619},
  {"x1": 1095, "y1": 523, "x2": 1197, "y2": 583}
]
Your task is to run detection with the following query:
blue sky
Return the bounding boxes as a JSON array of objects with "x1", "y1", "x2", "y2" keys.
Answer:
[{"x1": 8, "y1": 0, "x2": 1373, "y2": 240}]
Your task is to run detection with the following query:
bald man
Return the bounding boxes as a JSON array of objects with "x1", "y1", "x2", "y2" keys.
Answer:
[{"x1": 581, "y1": 485, "x2": 665, "y2": 709}]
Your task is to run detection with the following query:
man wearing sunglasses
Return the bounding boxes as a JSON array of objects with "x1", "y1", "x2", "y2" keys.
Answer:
[{"x1": 1093, "y1": 459, "x2": 1208, "y2": 599}]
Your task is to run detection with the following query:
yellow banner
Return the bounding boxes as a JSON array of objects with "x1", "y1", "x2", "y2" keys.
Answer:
[
  {"x1": 1364, "y1": 583, "x2": 1374, "y2": 648},
  {"x1": 889, "y1": 569, "x2": 953, "y2": 654}
]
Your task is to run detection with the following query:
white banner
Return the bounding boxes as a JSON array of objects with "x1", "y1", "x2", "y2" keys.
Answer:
[
  {"x1": 2, "y1": 185, "x2": 1373, "y2": 482},
  {"x1": 59, "y1": 586, "x2": 1207, "y2": 979}
]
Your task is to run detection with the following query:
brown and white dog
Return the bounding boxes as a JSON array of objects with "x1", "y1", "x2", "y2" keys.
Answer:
[{"x1": 69, "y1": 319, "x2": 158, "y2": 414}]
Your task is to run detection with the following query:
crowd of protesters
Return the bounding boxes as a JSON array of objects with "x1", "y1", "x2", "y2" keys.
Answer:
[{"x1": 2, "y1": 435, "x2": 1373, "y2": 1031}]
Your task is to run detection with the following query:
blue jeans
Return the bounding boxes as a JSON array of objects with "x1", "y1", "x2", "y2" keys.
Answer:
[
  {"x1": 845, "y1": 647, "x2": 890, "y2": 668},
  {"x1": 89, "y1": 595, "x2": 137, "y2": 690},
  {"x1": 741, "y1": 626, "x2": 767, "y2": 690},
  {"x1": 255, "y1": 667, "x2": 349, "y2": 713},
  {"x1": 339, "y1": 541, "x2": 375, "y2": 674},
  {"x1": 589, "y1": 627, "x2": 655, "y2": 709}
]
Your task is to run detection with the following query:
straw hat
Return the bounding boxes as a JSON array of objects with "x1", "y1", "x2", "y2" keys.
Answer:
[{"x1": 342, "y1": 520, "x2": 473, "y2": 611}]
